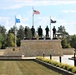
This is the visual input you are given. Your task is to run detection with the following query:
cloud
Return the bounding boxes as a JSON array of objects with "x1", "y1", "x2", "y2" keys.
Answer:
[
  {"x1": 0, "y1": 17, "x2": 13, "y2": 31},
  {"x1": 55, "y1": 18, "x2": 76, "y2": 34},
  {"x1": 57, "y1": 18, "x2": 76, "y2": 25},
  {"x1": 61, "y1": 10, "x2": 76, "y2": 13},
  {"x1": 0, "y1": 16, "x2": 29, "y2": 31},
  {"x1": 1, "y1": 0, "x2": 76, "y2": 9},
  {"x1": 38, "y1": 16, "x2": 49, "y2": 25}
]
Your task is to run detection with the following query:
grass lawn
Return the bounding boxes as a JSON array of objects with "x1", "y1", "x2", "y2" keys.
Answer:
[{"x1": 0, "y1": 60, "x2": 62, "y2": 75}]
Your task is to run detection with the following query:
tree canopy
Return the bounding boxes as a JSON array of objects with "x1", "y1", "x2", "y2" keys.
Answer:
[
  {"x1": 0, "y1": 24, "x2": 75, "y2": 48},
  {"x1": 70, "y1": 35, "x2": 76, "y2": 48}
]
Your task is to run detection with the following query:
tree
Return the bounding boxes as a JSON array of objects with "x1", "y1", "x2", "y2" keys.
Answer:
[
  {"x1": 57, "y1": 25, "x2": 65, "y2": 33},
  {"x1": 17, "y1": 25, "x2": 24, "y2": 40},
  {"x1": 24, "y1": 27, "x2": 32, "y2": 38},
  {"x1": 57, "y1": 25, "x2": 69, "y2": 38},
  {"x1": 17, "y1": 25, "x2": 24, "y2": 47},
  {"x1": 61, "y1": 38, "x2": 71, "y2": 48},
  {"x1": 8, "y1": 26, "x2": 17, "y2": 34},
  {"x1": 6, "y1": 33, "x2": 15, "y2": 47},
  {"x1": 0, "y1": 33, "x2": 4, "y2": 48},
  {"x1": 0, "y1": 25, "x2": 6, "y2": 37},
  {"x1": 0, "y1": 25, "x2": 7, "y2": 48},
  {"x1": 70, "y1": 35, "x2": 76, "y2": 48},
  {"x1": 57, "y1": 25, "x2": 71, "y2": 48},
  {"x1": 27, "y1": 28, "x2": 32, "y2": 38}
]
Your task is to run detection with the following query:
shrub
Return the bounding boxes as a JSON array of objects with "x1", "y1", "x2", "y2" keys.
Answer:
[
  {"x1": 72, "y1": 67, "x2": 76, "y2": 73},
  {"x1": 67, "y1": 65, "x2": 74, "y2": 71},
  {"x1": 36, "y1": 57, "x2": 76, "y2": 73}
]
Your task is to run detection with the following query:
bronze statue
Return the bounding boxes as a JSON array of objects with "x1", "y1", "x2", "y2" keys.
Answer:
[
  {"x1": 31, "y1": 26, "x2": 35, "y2": 38},
  {"x1": 38, "y1": 26, "x2": 43, "y2": 38},
  {"x1": 52, "y1": 26, "x2": 56, "y2": 38},
  {"x1": 25, "y1": 26, "x2": 28, "y2": 38},
  {"x1": 45, "y1": 26, "x2": 49, "y2": 37}
]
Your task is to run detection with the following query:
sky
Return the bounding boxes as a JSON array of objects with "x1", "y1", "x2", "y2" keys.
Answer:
[{"x1": 0, "y1": 0, "x2": 76, "y2": 36}]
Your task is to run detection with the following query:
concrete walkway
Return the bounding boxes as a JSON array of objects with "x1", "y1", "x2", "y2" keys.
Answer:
[
  {"x1": 45, "y1": 55, "x2": 74, "y2": 66},
  {"x1": 22, "y1": 55, "x2": 74, "y2": 66}
]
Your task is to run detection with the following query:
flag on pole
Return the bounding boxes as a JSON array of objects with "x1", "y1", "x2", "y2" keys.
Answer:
[
  {"x1": 33, "y1": 10, "x2": 40, "y2": 14},
  {"x1": 15, "y1": 18, "x2": 20, "y2": 23},
  {"x1": 51, "y1": 19, "x2": 56, "y2": 23}
]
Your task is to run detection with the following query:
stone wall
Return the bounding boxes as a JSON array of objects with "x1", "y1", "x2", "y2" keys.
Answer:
[
  {"x1": 0, "y1": 47, "x2": 22, "y2": 56},
  {"x1": 21, "y1": 40, "x2": 63, "y2": 56},
  {"x1": 62, "y1": 48, "x2": 74, "y2": 55}
]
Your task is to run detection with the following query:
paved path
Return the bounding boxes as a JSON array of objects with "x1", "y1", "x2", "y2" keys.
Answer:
[
  {"x1": 45, "y1": 55, "x2": 74, "y2": 66},
  {"x1": 22, "y1": 55, "x2": 74, "y2": 66}
]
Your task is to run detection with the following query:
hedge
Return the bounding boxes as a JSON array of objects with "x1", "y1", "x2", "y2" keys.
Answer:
[{"x1": 36, "y1": 56, "x2": 76, "y2": 73}]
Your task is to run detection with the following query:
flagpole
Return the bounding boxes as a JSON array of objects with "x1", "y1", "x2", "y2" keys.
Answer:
[
  {"x1": 50, "y1": 16, "x2": 51, "y2": 39},
  {"x1": 15, "y1": 16, "x2": 16, "y2": 47},
  {"x1": 32, "y1": 6, "x2": 34, "y2": 26}
]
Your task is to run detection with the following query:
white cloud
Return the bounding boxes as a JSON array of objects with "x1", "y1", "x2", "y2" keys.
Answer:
[
  {"x1": 0, "y1": 17, "x2": 10, "y2": 26},
  {"x1": 55, "y1": 18, "x2": 76, "y2": 35},
  {"x1": 57, "y1": 19, "x2": 76, "y2": 26},
  {"x1": 0, "y1": 17, "x2": 14, "y2": 31},
  {"x1": 38, "y1": 16, "x2": 49, "y2": 25},
  {"x1": 62, "y1": 10, "x2": 76, "y2": 13},
  {"x1": 1, "y1": 0, "x2": 76, "y2": 9}
]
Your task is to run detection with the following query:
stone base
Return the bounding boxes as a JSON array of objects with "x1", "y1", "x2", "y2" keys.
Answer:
[
  {"x1": 24, "y1": 38, "x2": 29, "y2": 40},
  {"x1": 39, "y1": 38, "x2": 44, "y2": 40},
  {"x1": 21, "y1": 40, "x2": 63, "y2": 56},
  {"x1": 52, "y1": 38, "x2": 58, "y2": 40},
  {"x1": 45, "y1": 38, "x2": 51, "y2": 40},
  {"x1": 0, "y1": 56, "x2": 22, "y2": 59},
  {"x1": 31, "y1": 38, "x2": 37, "y2": 40}
]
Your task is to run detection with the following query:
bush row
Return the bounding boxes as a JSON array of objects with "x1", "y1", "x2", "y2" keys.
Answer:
[{"x1": 36, "y1": 56, "x2": 76, "y2": 73}]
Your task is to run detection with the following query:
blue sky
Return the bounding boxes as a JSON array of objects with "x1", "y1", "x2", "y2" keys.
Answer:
[{"x1": 0, "y1": 0, "x2": 76, "y2": 35}]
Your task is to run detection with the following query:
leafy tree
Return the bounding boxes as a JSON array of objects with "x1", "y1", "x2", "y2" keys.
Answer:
[
  {"x1": 6, "y1": 33, "x2": 15, "y2": 47},
  {"x1": 57, "y1": 25, "x2": 65, "y2": 33},
  {"x1": 0, "y1": 25, "x2": 6, "y2": 37},
  {"x1": 0, "y1": 25, "x2": 7, "y2": 48},
  {"x1": 27, "y1": 28, "x2": 32, "y2": 38},
  {"x1": 8, "y1": 26, "x2": 17, "y2": 34},
  {"x1": 0, "y1": 33, "x2": 4, "y2": 48},
  {"x1": 57, "y1": 25, "x2": 68, "y2": 38},
  {"x1": 17, "y1": 25, "x2": 24, "y2": 40},
  {"x1": 70, "y1": 35, "x2": 76, "y2": 48},
  {"x1": 24, "y1": 27, "x2": 32, "y2": 38},
  {"x1": 57, "y1": 25, "x2": 71, "y2": 48},
  {"x1": 61, "y1": 38, "x2": 71, "y2": 48},
  {"x1": 17, "y1": 25, "x2": 24, "y2": 46}
]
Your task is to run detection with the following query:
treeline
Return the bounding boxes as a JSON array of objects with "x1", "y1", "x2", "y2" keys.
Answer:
[{"x1": 0, "y1": 25, "x2": 76, "y2": 49}]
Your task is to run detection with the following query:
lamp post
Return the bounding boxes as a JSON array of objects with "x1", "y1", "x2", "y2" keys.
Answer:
[{"x1": 74, "y1": 48, "x2": 76, "y2": 66}]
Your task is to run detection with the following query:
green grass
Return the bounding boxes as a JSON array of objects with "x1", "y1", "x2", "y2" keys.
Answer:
[{"x1": 0, "y1": 60, "x2": 62, "y2": 75}]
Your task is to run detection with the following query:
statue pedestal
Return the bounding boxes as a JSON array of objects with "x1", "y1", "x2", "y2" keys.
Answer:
[
  {"x1": 31, "y1": 38, "x2": 37, "y2": 40},
  {"x1": 21, "y1": 40, "x2": 63, "y2": 56},
  {"x1": 52, "y1": 37, "x2": 58, "y2": 40},
  {"x1": 24, "y1": 38, "x2": 29, "y2": 40},
  {"x1": 39, "y1": 38, "x2": 44, "y2": 40},
  {"x1": 45, "y1": 37, "x2": 51, "y2": 40}
]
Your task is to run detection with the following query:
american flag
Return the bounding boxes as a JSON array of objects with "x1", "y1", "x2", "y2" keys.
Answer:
[{"x1": 33, "y1": 10, "x2": 40, "y2": 14}]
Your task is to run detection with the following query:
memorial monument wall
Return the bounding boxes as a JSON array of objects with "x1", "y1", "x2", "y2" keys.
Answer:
[{"x1": 21, "y1": 40, "x2": 63, "y2": 57}]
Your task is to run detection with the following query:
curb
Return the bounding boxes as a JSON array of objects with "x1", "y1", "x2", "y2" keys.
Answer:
[{"x1": 35, "y1": 59, "x2": 76, "y2": 75}]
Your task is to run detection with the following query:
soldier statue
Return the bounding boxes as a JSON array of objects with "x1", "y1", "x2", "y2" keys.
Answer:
[
  {"x1": 31, "y1": 26, "x2": 35, "y2": 38},
  {"x1": 52, "y1": 26, "x2": 56, "y2": 38},
  {"x1": 45, "y1": 26, "x2": 49, "y2": 37},
  {"x1": 25, "y1": 26, "x2": 28, "y2": 38},
  {"x1": 38, "y1": 26, "x2": 43, "y2": 38}
]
